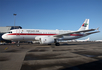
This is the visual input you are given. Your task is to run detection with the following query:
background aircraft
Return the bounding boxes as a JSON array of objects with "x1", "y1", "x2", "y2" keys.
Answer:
[{"x1": 95, "y1": 40, "x2": 102, "y2": 42}]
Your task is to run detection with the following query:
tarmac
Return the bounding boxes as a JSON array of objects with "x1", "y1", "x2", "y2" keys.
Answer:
[{"x1": 0, "y1": 42, "x2": 102, "y2": 70}]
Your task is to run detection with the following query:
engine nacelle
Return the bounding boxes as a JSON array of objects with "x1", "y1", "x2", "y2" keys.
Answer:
[
  {"x1": 40, "y1": 37, "x2": 54, "y2": 44},
  {"x1": 35, "y1": 36, "x2": 46, "y2": 40}
]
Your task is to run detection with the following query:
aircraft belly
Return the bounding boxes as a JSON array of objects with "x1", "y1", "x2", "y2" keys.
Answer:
[
  {"x1": 10, "y1": 35, "x2": 36, "y2": 41},
  {"x1": 23, "y1": 35, "x2": 36, "y2": 40}
]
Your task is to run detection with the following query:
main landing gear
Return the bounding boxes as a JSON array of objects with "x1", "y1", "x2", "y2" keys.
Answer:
[
  {"x1": 55, "y1": 42, "x2": 60, "y2": 46},
  {"x1": 54, "y1": 39, "x2": 60, "y2": 46}
]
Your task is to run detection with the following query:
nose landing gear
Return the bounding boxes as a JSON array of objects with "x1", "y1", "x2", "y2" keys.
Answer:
[{"x1": 16, "y1": 41, "x2": 20, "y2": 47}]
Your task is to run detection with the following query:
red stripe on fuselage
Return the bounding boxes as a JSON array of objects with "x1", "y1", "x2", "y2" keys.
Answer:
[
  {"x1": 8, "y1": 33, "x2": 57, "y2": 35},
  {"x1": 7, "y1": 33, "x2": 83, "y2": 36}
]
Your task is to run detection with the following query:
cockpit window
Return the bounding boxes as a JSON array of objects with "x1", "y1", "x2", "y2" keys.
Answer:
[{"x1": 8, "y1": 32, "x2": 12, "y2": 33}]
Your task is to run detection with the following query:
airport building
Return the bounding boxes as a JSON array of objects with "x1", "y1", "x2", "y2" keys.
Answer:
[{"x1": 0, "y1": 26, "x2": 22, "y2": 43}]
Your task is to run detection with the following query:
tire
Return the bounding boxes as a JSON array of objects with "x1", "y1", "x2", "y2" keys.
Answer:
[
  {"x1": 17, "y1": 44, "x2": 20, "y2": 47},
  {"x1": 55, "y1": 43, "x2": 60, "y2": 46}
]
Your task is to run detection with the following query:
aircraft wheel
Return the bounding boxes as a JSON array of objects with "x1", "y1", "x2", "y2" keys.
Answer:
[
  {"x1": 55, "y1": 43, "x2": 60, "y2": 46},
  {"x1": 17, "y1": 44, "x2": 20, "y2": 47},
  {"x1": 16, "y1": 41, "x2": 20, "y2": 47}
]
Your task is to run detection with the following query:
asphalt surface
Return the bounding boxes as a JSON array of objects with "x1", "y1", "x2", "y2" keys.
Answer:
[{"x1": 0, "y1": 42, "x2": 102, "y2": 70}]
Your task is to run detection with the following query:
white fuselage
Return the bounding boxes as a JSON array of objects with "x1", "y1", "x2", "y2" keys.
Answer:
[{"x1": 2, "y1": 29, "x2": 85, "y2": 41}]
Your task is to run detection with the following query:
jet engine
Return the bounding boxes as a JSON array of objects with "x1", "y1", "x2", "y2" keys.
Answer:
[{"x1": 39, "y1": 37, "x2": 55, "y2": 44}]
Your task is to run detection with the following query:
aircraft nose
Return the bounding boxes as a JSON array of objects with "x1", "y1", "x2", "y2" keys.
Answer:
[{"x1": 2, "y1": 34, "x2": 8, "y2": 40}]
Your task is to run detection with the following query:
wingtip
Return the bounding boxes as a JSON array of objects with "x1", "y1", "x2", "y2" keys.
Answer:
[{"x1": 96, "y1": 27, "x2": 99, "y2": 31}]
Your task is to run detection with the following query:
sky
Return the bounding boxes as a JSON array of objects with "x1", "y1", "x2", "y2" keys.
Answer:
[{"x1": 0, "y1": 0, "x2": 102, "y2": 40}]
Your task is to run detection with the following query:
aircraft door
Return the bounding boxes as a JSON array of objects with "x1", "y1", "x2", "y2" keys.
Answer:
[{"x1": 16, "y1": 29, "x2": 20, "y2": 36}]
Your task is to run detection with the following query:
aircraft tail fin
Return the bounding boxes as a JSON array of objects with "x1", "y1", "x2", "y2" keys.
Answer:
[{"x1": 78, "y1": 19, "x2": 89, "y2": 31}]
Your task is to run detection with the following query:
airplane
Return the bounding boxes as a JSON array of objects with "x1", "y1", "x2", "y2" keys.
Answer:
[
  {"x1": 95, "y1": 40, "x2": 102, "y2": 42},
  {"x1": 2, "y1": 19, "x2": 100, "y2": 46}
]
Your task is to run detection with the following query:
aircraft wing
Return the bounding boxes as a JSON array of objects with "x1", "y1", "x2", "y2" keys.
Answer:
[
  {"x1": 54, "y1": 28, "x2": 96, "y2": 37},
  {"x1": 85, "y1": 31, "x2": 100, "y2": 35}
]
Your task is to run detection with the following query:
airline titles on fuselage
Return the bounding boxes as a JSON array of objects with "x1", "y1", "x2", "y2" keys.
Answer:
[{"x1": 26, "y1": 30, "x2": 39, "y2": 32}]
